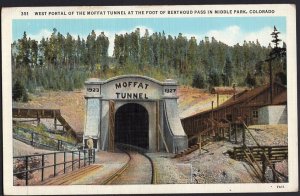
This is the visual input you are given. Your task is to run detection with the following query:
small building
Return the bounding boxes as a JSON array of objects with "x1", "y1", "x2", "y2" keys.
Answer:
[{"x1": 258, "y1": 105, "x2": 287, "y2": 125}]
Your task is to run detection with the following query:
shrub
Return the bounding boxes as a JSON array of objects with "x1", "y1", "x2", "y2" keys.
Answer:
[
  {"x1": 192, "y1": 70, "x2": 206, "y2": 89},
  {"x1": 12, "y1": 80, "x2": 29, "y2": 102}
]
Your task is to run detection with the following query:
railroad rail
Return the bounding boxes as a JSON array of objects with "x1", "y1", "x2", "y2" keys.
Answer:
[
  {"x1": 100, "y1": 148, "x2": 131, "y2": 185},
  {"x1": 40, "y1": 164, "x2": 102, "y2": 185},
  {"x1": 101, "y1": 144, "x2": 156, "y2": 185}
]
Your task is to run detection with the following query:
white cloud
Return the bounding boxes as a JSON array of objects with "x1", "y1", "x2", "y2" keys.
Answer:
[
  {"x1": 28, "y1": 29, "x2": 52, "y2": 41},
  {"x1": 206, "y1": 25, "x2": 241, "y2": 45},
  {"x1": 244, "y1": 27, "x2": 286, "y2": 47},
  {"x1": 166, "y1": 25, "x2": 286, "y2": 48},
  {"x1": 135, "y1": 26, "x2": 154, "y2": 36},
  {"x1": 203, "y1": 25, "x2": 286, "y2": 47},
  {"x1": 184, "y1": 33, "x2": 201, "y2": 42}
]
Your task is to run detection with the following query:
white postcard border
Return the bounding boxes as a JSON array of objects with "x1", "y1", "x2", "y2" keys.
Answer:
[{"x1": 2, "y1": 4, "x2": 298, "y2": 195}]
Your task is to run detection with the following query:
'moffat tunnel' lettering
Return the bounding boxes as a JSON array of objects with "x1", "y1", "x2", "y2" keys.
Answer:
[
  {"x1": 115, "y1": 81, "x2": 149, "y2": 89},
  {"x1": 116, "y1": 92, "x2": 149, "y2": 99}
]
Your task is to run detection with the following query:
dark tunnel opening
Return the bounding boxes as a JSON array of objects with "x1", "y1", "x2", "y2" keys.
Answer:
[{"x1": 115, "y1": 103, "x2": 149, "y2": 149}]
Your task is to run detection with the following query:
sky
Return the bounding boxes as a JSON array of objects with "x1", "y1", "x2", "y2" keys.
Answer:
[{"x1": 13, "y1": 17, "x2": 286, "y2": 56}]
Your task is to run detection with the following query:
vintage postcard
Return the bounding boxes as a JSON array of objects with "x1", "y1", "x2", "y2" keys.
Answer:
[{"x1": 2, "y1": 4, "x2": 298, "y2": 195}]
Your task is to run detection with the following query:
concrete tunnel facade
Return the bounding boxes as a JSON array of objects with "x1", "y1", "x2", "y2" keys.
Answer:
[{"x1": 83, "y1": 75, "x2": 188, "y2": 153}]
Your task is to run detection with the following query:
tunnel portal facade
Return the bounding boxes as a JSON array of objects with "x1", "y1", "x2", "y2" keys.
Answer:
[{"x1": 83, "y1": 75, "x2": 188, "y2": 153}]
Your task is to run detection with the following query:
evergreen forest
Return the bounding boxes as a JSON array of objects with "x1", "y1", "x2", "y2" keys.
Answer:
[{"x1": 11, "y1": 27, "x2": 286, "y2": 101}]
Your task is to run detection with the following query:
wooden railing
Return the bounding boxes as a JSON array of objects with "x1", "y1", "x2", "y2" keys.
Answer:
[
  {"x1": 13, "y1": 127, "x2": 77, "y2": 151},
  {"x1": 231, "y1": 122, "x2": 288, "y2": 182},
  {"x1": 233, "y1": 145, "x2": 288, "y2": 162},
  {"x1": 12, "y1": 108, "x2": 77, "y2": 139}
]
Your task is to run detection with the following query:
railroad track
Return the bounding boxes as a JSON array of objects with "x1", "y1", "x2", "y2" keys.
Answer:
[
  {"x1": 101, "y1": 144, "x2": 156, "y2": 185},
  {"x1": 39, "y1": 144, "x2": 155, "y2": 185}
]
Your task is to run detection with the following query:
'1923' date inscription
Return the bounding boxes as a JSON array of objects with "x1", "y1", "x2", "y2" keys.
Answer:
[{"x1": 87, "y1": 88, "x2": 100, "y2": 92}]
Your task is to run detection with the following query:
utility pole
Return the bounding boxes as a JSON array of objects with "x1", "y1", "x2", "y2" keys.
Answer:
[
  {"x1": 268, "y1": 26, "x2": 286, "y2": 104},
  {"x1": 268, "y1": 59, "x2": 273, "y2": 104}
]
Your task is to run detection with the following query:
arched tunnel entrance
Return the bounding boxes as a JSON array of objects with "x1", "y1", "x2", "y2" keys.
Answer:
[{"x1": 115, "y1": 103, "x2": 149, "y2": 149}]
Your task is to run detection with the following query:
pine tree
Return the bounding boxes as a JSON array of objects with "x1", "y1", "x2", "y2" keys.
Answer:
[
  {"x1": 192, "y1": 70, "x2": 205, "y2": 89},
  {"x1": 152, "y1": 32, "x2": 160, "y2": 67},
  {"x1": 98, "y1": 32, "x2": 109, "y2": 72},
  {"x1": 174, "y1": 33, "x2": 188, "y2": 73},
  {"x1": 30, "y1": 40, "x2": 38, "y2": 68},
  {"x1": 131, "y1": 28, "x2": 140, "y2": 64},
  {"x1": 140, "y1": 29, "x2": 150, "y2": 66},
  {"x1": 86, "y1": 30, "x2": 97, "y2": 70},
  {"x1": 187, "y1": 37, "x2": 198, "y2": 71},
  {"x1": 223, "y1": 55, "x2": 233, "y2": 86},
  {"x1": 269, "y1": 26, "x2": 287, "y2": 86},
  {"x1": 16, "y1": 32, "x2": 30, "y2": 68},
  {"x1": 166, "y1": 35, "x2": 174, "y2": 69},
  {"x1": 65, "y1": 33, "x2": 75, "y2": 69},
  {"x1": 49, "y1": 28, "x2": 59, "y2": 67},
  {"x1": 159, "y1": 31, "x2": 167, "y2": 69},
  {"x1": 208, "y1": 69, "x2": 221, "y2": 87},
  {"x1": 75, "y1": 36, "x2": 82, "y2": 67},
  {"x1": 38, "y1": 37, "x2": 47, "y2": 67},
  {"x1": 114, "y1": 34, "x2": 125, "y2": 66}
]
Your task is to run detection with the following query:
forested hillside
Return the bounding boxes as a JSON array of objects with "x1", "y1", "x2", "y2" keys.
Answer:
[{"x1": 11, "y1": 27, "x2": 286, "y2": 101}]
